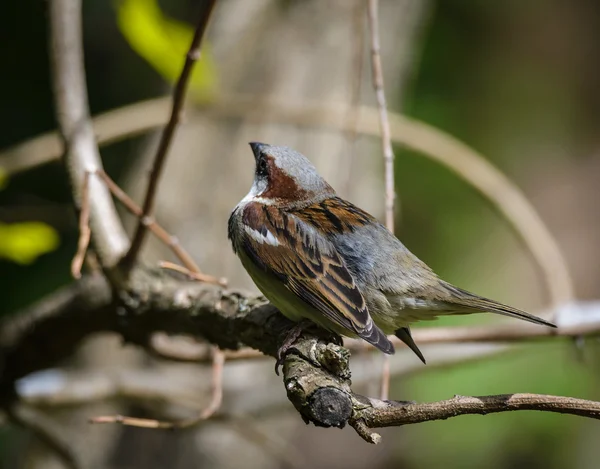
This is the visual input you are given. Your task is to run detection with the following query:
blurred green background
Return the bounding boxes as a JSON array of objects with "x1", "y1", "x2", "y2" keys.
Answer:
[{"x1": 1, "y1": 0, "x2": 599, "y2": 468}]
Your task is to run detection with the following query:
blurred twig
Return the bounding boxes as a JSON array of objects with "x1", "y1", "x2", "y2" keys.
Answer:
[
  {"x1": 6, "y1": 403, "x2": 84, "y2": 469},
  {"x1": 124, "y1": 0, "x2": 218, "y2": 269},
  {"x1": 338, "y1": 0, "x2": 366, "y2": 195},
  {"x1": 367, "y1": 0, "x2": 396, "y2": 401},
  {"x1": 71, "y1": 171, "x2": 91, "y2": 279},
  {"x1": 367, "y1": 0, "x2": 397, "y2": 232},
  {"x1": 0, "y1": 94, "x2": 573, "y2": 308},
  {"x1": 48, "y1": 0, "x2": 129, "y2": 267},
  {"x1": 158, "y1": 261, "x2": 227, "y2": 286}
]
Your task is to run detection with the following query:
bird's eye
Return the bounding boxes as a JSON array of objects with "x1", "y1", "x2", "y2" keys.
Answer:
[{"x1": 256, "y1": 157, "x2": 268, "y2": 177}]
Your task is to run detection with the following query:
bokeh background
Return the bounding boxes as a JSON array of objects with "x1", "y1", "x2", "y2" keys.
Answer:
[{"x1": 1, "y1": 0, "x2": 599, "y2": 468}]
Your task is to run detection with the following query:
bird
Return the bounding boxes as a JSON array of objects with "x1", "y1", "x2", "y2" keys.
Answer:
[{"x1": 228, "y1": 142, "x2": 556, "y2": 365}]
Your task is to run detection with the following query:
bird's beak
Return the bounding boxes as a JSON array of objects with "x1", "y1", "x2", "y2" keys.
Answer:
[{"x1": 249, "y1": 142, "x2": 268, "y2": 160}]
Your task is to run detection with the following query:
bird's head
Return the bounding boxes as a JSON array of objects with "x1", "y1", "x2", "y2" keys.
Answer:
[{"x1": 246, "y1": 142, "x2": 335, "y2": 206}]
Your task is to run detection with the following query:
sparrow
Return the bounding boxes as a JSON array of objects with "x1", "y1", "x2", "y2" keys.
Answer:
[{"x1": 228, "y1": 142, "x2": 556, "y2": 365}]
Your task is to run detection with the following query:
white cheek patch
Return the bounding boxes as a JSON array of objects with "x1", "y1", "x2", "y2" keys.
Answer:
[
  {"x1": 241, "y1": 178, "x2": 270, "y2": 204},
  {"x1": 241, "y1": 194, "x2": 274, "y2": 207},
  {"x1": 244, "y1": 225, "x2": 280, "y2": 246}
]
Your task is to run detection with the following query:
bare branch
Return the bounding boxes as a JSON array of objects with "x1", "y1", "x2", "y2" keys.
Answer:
[
  {"x1": 1, "y1": 270, "x2": 599, "y2": 443},
  {"x1": 279, "y1": 332, "x2": 600, "y2": 443},
  {"x1": 158, "y1": 261, "x2": 227, "y2": 286},
  {"x1": 197, "y1": 347, "x2": 225, "y2": 419},
  {"x1": 367, "y1": 0, "x2": 397, "y2": 231},
  {"x1": 124, "y1": 0, "x2": 218, "y2": 268},
  {"x1": 338, "y1": 0, "x2": 367, "y2": 195},
  {"x1": 352, "y1": 393, "x2": 600, "y2": 443},
  {"x1": 71, "y1": 171, "x2": 91, "y2": 278},
  {"x1": 6, "y1": 403, "x2": 84, "y2": 469},
  {"x1": 2, "y1": 272, "x2": 594, "y2": 385},
  {"x1": 367, "y1": 0, "x2": 396, "y2": 401},
  {"x1": 140, "y1": 303, "x2": 600, "y2": 364},
  {"x1": 48, "y1": 0, "x2": 129, "y2": 266},
  {"x1": 1, "y1": 95, "x2": 572, "y2": 306}
]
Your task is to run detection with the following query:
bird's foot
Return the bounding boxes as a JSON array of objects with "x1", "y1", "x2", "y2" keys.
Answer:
[{"x1": 275, "y1": 320, "x2": 313, "y2": 376}]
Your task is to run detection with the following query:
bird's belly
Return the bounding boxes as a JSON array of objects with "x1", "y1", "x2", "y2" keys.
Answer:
[{"x1": 238, "y1": 250, "x2": 356, "y2": 337}]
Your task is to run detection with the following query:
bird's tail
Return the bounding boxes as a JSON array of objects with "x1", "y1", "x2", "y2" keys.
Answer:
[
  {"x1": 395, "y1": 327, "x2": 426, "y2": 364},
  {"x1": 441, "y1": 282, "x2": 556, "y2": 328},
  {"x1": 358, "y1": 319, "x2": 395, "y2": 355}
]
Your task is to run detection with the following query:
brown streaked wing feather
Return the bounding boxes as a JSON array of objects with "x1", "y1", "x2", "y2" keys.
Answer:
[
  {"x1": 240, "y1": 202, "x2": 370, "y2": 335},
  {"x1": 296, "y1": 197, "x2": 375, "y2": 234}
]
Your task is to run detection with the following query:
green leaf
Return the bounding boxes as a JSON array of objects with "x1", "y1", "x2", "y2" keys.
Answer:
[
  {"x1": 0, "y1": 222, "x2": 60, "y2": 264},
  {"x1": 116, "y1": 0, "x2": 218, "y2": 102}
]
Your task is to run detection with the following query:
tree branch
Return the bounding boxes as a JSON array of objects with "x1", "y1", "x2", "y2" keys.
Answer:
[
  {"x1": 124, "y1": 0, "x2": 218, "y2": 268},
  {"x1": 1, "y1": 271, "x2": 597, "y2": 389},
  {"x1": 348, "y1": 393, "x2": 600, "y2": 443},
  {"x1": 1, "y1": 270, "x2": 599, "y2": 443},
  {"x1": 367, "y1": 0, "x2": 396, "y2": 401},
  {"x1": 48, "y1": 0, "x2": 129, "y2": 267}
]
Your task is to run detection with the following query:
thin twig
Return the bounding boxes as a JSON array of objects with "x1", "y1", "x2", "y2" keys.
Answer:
[
  {"x1": 195, "y1": 347, "x2": 225, "y2": 420},
  {"x1": 367, "y1": 0, "x2": 395, "y2": 401},
  {"x1": 48, "y1": 0, "x2": 129, "y2": 267},
  {"x1": 368, "y1": 0, "x2": 397, "y2": 231},
  {"x1": 90, "y1": 346, "x2": 225, "y2": 429},
  {"x1": 95, "y1": 169, "x2": 223, "y2": 285},
  {"x1": 355, "y1": 393, "x2": 600, "y2": 441},
  {"x1": 124, "y1": 0, "x2": 218, "y2": 268},
  {"x1": 159, "y1": 261, "x2": 227, "y2": 287},
  {"x1": 339, "y1": 0, "x2": 367, "y2": 196},
  {"x1": 0, "y1": 95, "x2": 574, "y2": 306},
  {"x1": 349, "y1": 418, "x2": 381, "y2": 444},
  {"x1": 379, "y1": 355, "x2": 391, "y2": 400},
  {"x1": 6, "y1": 403, "x2": 84, "y2": 469},
  {"x1": 71, "y1": 171, "x2": 91, "y2": 278}
]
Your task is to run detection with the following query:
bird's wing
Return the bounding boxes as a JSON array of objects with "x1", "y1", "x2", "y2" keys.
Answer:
[{"x1": 239, "y1": 201, "x2": 393, "y2": 353}]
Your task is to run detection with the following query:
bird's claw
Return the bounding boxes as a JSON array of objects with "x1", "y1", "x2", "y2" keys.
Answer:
[{"x1": 275, "y1": 321, "x2": 311, "y2": 375}]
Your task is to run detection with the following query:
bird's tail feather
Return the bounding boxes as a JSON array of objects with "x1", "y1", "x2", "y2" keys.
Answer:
[
  {"x1": 442, "y1": 283, "x2": 556, "y2": 328},
  {"x1": 395, "y1": 327, "x2": 426, "y2": 364},
  {"x1": 359, "y1": 320, "x2": 395, "y2": 355}
]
